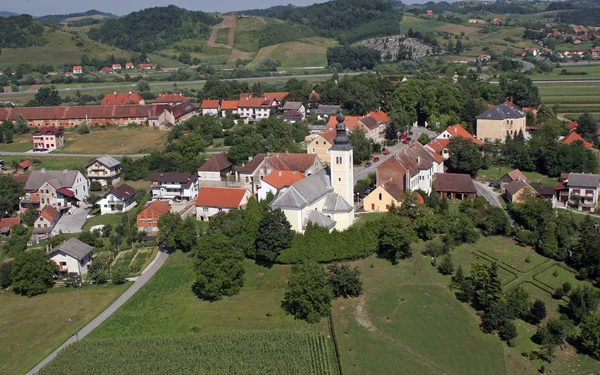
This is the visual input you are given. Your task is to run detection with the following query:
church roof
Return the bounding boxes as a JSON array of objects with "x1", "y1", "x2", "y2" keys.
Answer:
[
  {"x1": 269, "y1": 169, "x2": 332, "y2": 210},
  {"x1": 303, "y1": 210, "x2": 336, "y2": 230},
  {"x1": 322, "y1": 193, "x2": 353, "y2": 213}
]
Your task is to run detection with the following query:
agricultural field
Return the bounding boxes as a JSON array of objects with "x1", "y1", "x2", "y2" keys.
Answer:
[
  {"x1": 267, "y1": 38, "x2": 338, "y2": 68},
  {"x1": 234, "y1": 17, "x2": 269, "y2": 53},
  {"x1": 215, "y1": 28, "x2": 230, "y2": 46},
  {"x1": 0, "y1": 283, "x2": 130, "y2": 375},
  {"x1": 60, "y1": 127, "x2": 168, "y2": 154},
  {"x1": 537, "y1": 82, "x2": 600, "y2": 122},
  {"x1": 39, "y1": 332, "x2": 334, "y2": 375},
  {"x1": 162, "y1": 39, "x2": 231, "y2": 66},
  {"x1": 530, "y1": 64, "x2": 600, "y2": 81}
]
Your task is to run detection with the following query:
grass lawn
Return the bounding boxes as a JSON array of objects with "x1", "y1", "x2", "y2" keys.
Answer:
[
  {"x1": 0, "y1": 283, "x2": 130, "y2": 375},
  {"x1": 0, "y1": 134, "x2": 33, "y2": 152},
  {"x1": 529, "y1": 64, "x2": 600, "y2": 81},
  {"x1": 61, "y1": 127, "x2": 167, "y2": 154},
  {"x1": 268, "y1": 38, "x2": 338, "y2": 68},
  {"x1": 0, "y1": 155, "x2": 93, "y2": 171},
  {"x1": 118, "y1": 179, "x2": 150, "y2": 191},
  {"x1": 83, "y1": 214, "x2": 121, "y2": 232},
  {"x1": 533, "y1": 264, "x2": 587, "y2": 292},
  {"x1": 477, "y1": 166, "x2": 557, "y2": 187},
  {"x1": 354, "y1": 212, "x2": 386, "y2": 227}
]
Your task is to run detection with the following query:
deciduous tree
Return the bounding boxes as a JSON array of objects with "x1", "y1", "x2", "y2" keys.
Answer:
[
  {"x1": 377, "y1": 214, "x2": 416, "y2": 264},
  {"x1": 10, "y1": 249, "x2": 57, "y2": 297},
  {"x1": 255, "y1": 209, "x2": 293, "y2": 264},
  {"x1": 282, "y1": 262, "x2": 333, "y2": 323},
  {"x1": 328, "y1": 264, "x2": 362, "y2": 298}
]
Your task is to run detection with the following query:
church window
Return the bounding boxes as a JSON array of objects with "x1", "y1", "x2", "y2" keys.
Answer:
[
  {"x1": 379, "y1": 193, "x2": 382, "y2": 200},
  {"x1": 338, "y1": 178, "x2": 342, "y2": 182}
]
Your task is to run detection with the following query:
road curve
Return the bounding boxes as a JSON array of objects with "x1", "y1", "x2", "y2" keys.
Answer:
[{"x1": 26, "y1": 250, "x2": 170, "y2": 375}]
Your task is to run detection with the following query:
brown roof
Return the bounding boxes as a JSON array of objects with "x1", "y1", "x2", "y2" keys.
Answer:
[
  {"x1": 138, "y1": 200, "x2": 170, "y2": 218},
  {"x1": 195, "y1": 187, "x2": 249, "y2": 208},
  {"x1": 501, "y1": 169, "x2": 528, "y2": 184},
  {"x1": 358, "y1": 116, "x2": 380, "y2": 131},
  {"x1": 319, "y1": 130, "x2": 336, "y2": 145},
  {"x1": 57, "y1": 187, "x2": 75, "y2": 198},
  {"x1": 283, "y1": 110, "x2": 304, "y2": 120},
  {"x1": 110, "y1": 183, "x2": 136, "y2": 200},
  {"x1": 505, "y1": 180, "x2": 537, "y2": 196},
  {"x1": 376, "y1": 143, "x2": 436, "y2": 189},
  {"x1": 534, "y1": 186, "x2": 555, "y2": 197},
  {"x1": 265, "y1": 153, "x2": 318, "y2": 172},
  {"x1": 0, "y1": 217, "x2": 21, "y2": 230},
  {"x1": 433, "y1": 173, "x2": 477, "y2": 194},
  {"x1": 381, "y1": 179, "x2": 403, "y2": 201},
  {"x1": 149, "y1": 172, "x2": 197, "y2": 188},
  {"x1": 17, "y1": 159, "x2": 32, "y2": 169},
  {"x1": 236, "y1": 154, "x2": 267, "y2": 174},
  {"x1": 198, "y1": 152, "x2": 232, "y2": 172},
  {"x1": 101, "y1": 93, "x2": 143, "y2": 105},
  {"x1": 33, "y1": 127, "x2": 63, "y2": 136},
  {"x1": 40, "y1": 205, "x2": 59, "y2": 221},
  {"x1": 262, "y1": 170, "x2": 306, "y2": 189}
]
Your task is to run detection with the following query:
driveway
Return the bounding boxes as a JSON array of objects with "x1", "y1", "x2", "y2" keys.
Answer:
[
  {"x1": 473, "y1": 181, "x2": 503, "y2": 208},
  {"x1": 52, "y1": 205, "x2": 90, "y2": 235}
]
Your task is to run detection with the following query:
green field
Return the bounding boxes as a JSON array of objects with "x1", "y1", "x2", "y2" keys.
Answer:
[
  {"x1": 83, "y1": 214, "x2": 122, "y2": 232},
  {"x1": 163, "y1": 39, "x2": 231, "y2": 66},
  {"x1": 536, "y1": 82, "x2": 600, "y2": 120},
  {"x1": 61, "y1": 127, "x2": 167, "y2": 154},
  {"x1": 234, "y1": 17, "x2": 268, "y2": 53},
  {"x1": 215, "y1": 28, "x2": 230, "y2": 45},
  {"x1": 477, "y1": 166, "x2": 557, "y2": 187},
  {"x1": 268, "y1": 38, "x2": 337, "y2": 68},
  {"x1": 0, "y1": 283, "x2": 130, "y2": 375},
  {"x1": 0, "y1": 155, "x2": 93, "y2": 171}
]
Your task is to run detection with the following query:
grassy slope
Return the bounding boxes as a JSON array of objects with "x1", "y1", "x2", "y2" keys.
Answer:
[
  {"x1": 0, "y1": 283, "x2": 130, "y2": 375},
  {"x1": 0, "y1": 155, "x2": 93, "y2": 170},
  {"x1": 83, "y1": 214, "x2": 122, "y2": 231},
  {"x1": 476, "y1": 166, "x2": 557, "y2": 186},
  {"x1": 60, "y1": 127, "x2": 167, "y2": 154}
]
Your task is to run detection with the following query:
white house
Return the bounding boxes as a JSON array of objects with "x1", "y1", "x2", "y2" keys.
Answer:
[
  {"x1": 258, "y1": 170, "x2": 305, "y2": 201},
  {"x1": 32, "y1": 205, "x2": 60, "y2": 240},
  {"x1": 97, "y1": 184, "x2": 137, "y2": 215},
  {"x1": 201, "y1": 100, "x2": 220, "y2": 116},
  {"x1": 565, "y1": 173, "x2": 600, "y2": 212},
  {"x1": 237, "y1": 97, "x2": 273, "y2": 122},
  {"x1": 195, "y1": 187, "x2": 252, "y2": 221},
  {"x1": 23, "y1": 169, "x2": 89, "y2": 212},
  {"x1": 86, "y1": 155, "x2": 121, "y2": 187},
  {"x1": 49, "y1": 238, "x2": 93, "y2": 276},
  {"x1": 197, "y1": 152, "x2": 232, "y2": 181},
  {"x1": 149, "y1": 172, "x2": 198, "y2": 201},
  {"x1": 282, "y1": 101, "x2": 306, "y2": 117}
]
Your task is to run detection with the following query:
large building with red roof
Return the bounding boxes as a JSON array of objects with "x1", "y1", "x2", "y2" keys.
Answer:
[
  {"x1": 101, "y1": 93, "x2": 144, "y2": 106},
  {"x1": 195, "y1": 187, "x2": 252, "y2": 221},
  {"x1": 326, "y1": 110, "x2": 389, "y2": 143},
  {"x1": 259, "y1": 170, "x2": 306, "y2": 201}
]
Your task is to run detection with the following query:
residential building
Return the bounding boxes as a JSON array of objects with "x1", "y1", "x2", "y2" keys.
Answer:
[
  {"x1": 201, "y1": 100, "x2": 220, "y2": 116},
  {"x1": 137, "y1": 200, "x2": 171, "y2": 233},
  {"x1": 237, "y1": 96, "x2": 273, "y2": 122},
  {"x1": 16, "y1": 159, "x2": 32, "y2": 174},
  {"x1": 307, "y1": 129, "x2": 336, "y2": 164},
  {"x1": 364, "y1": 179, "x2": 402, "y2": 212},
  {"x1": 269, "y1": 115, "x2": 354, "y2": 233},
  {"x1": 139, "y1": 63, "x2": 156, "y2": 70},
  {"x1": 534, "y1": 186, "x2": 556, "y2": 200},
  {"x1": 316, "y1": 104, "x2": 341, "y2": 121},
  {"x1": 195, "y1": 187, "x2": 252, "y2": 221},
  {"x1": 23, "y1": 169, "x2": 88, "y2": 212},
  {"x1": 72, "y1": 66, "x2": 83, "y2": 74},
  {"x1": 283, "y1": 111, "x2": 305, "y2": 123},
  {"x1": 149, "y1": 172, "x2": 198, "y2": 201},
  {"x1": 282, "y1": 102, "x2": 306, "y2": 117},
  {"x1": 236, "y1": 153, "x2": 323, "y2": 195},
  {"x1": 32, "y1": 205, "x2": 60, "y2": 240},
  {"x1": 432, "y1": 124, "x2": 483, "y2": 146},
  {"x1": 97, "y1": 184, "x2": 136, "y2": 215},
  {"x1": 433, "y1": 173, "x2": 477, "y2": 200},
  {"x1": 326, "y1": 111, "x2": 389, "y2": 144},
  {"x1": 258, "y1": 170, "x2": 305, "y2": 201},
  {"x1": 101, "y1": 92, "x2": 145, "y2": 105},
  {"x1": 112, "y1": 64, "x2": 122, "y2": 70},
  {"x1": 0, "y1": 217, "x2": 21, "y2": 236},
  {"x1": 499, "y1": 169, "x2": 528, "y2": 190},
  {"x1": 560, "y1": 132, "x2": 593, "y2": 149},
  {"x1": 476, "y1": 104, "x2": 526, "y2": 141},
  {"x1": 125, "y1": 62, "x2": 134, "y2": 69},
  {"x1": 220, "y1": 100, "x2": 238, "y2": 118},
  {"x1": 154, "y1": 93, "x2": 189, "y2": 105},
  {"x1": 308, "y1": 91, "x2": 321, "y2": 110},
  {"x1": 565, "y1": 173, "x2": 600, "y2": 212},
  {"x1": 33, "y1": 127, "x2": 64, "y2": 151},
  {"x1": 505, "y1": 180, "x2": 538, "y2": 204},
  {"x1": 86, "y1": 155, "x2": 121, "y2": 186},
  {"x1": 197, "y1": 152, "x2": 232, "y2": 181},
  {"x1": 49, "y1": 238, "x2": 93, "y2": 276},
  {"x1": 100, "y1": 67, "x2": 113, "y2": 74}
]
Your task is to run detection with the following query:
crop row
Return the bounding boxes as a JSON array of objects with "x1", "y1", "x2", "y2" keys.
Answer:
[
  {"x1": 542, "y1": 97, "x2": 600, "y2": 105},
  {"x1": 39, "y1": 331, "x2": 333, "y2": 375},
  {"x1": 554, "y1": 106, "x2": 600, "y2": 113}
]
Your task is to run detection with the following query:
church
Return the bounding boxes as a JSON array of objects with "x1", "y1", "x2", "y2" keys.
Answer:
[{"x1": 269, "y1": 114, "x2": 355, "y2": 232}]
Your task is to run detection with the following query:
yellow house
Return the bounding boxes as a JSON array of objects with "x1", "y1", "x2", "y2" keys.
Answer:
[
  {"x1": 476, "y1": 103, "x2": 526, "y2": 142},
  {"x1": 307, "y1": 130, "x2": 336, "y2": 164},
  {"x1": 505, "y1": 180, "x2": 538, "y2": 204},
  {"x1": 364, "y1": 180, "x2": 402, "y2": 212}
]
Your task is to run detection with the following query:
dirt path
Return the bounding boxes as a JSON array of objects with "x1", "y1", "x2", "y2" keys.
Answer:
[
  {"x1": 27, "y1": 84, "x2": 41, "y2": 92},
  {"x1": 207, "y1": 15, "x2": 236, "y2": 48},
  {"x1": 248, "y1": 45, "x2": 279, "y2": 67}
]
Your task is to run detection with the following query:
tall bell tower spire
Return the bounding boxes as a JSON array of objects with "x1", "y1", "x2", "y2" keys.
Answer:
[{"x1": 330, "y1": 113, "x2": 354, "y2": 205}]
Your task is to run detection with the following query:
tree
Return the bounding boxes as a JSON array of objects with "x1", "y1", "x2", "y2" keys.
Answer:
[
  {"x1": 500, "y1": 73, "x2": 540, "y2": 108},
  {"x1": 34, "y1": 86, "x2": 62, "y2": 106},
  {"x1": 505, "y1": 285, "x2": 530, "y2": 319},
  {"x1": 282, "y1": 262, "x2": 334, "y2": 323},
  {"x1": 481, "y1": 207, "x2": 509, "y2": 236},
  {"x1": 438, "y1": 254, "x2": 455, "y2": 275},
  {"x1": 348, "y1": 129, "x2": 373, "y2": 165},
  {"x1": 110, "y1": 264, "x2": 128, "y2": 285},
  {"x1": 157, "y1": 213, "x2": 183, "y2": 250},
  {"x1": 418, "y1": 133, "x2": 431, "y2": 145},
  {"x1": 377, "y1": 214, "x2": 417, "y2": 264},
  {"x1": 424, "y1": 239, "x2": 446, "y2": 266},
  {"x1": 328, "y1": 264, "x2": 362, "y2": 298},
  {"x1": 89, "y1": 181, "x2": 103, "y2": 192},
  {"x1": 0, "y1": 175, "x2": 25, "y2": 216},
  {"x1": 14, "y1": 114, "x2": 28, "y2": 135},
  {"x1": 480, "y1": 300, "x2": 512, "y2": 333},
  {"x1": 137, "y1": 79, "x2": 150, "y2": 93},
  {"x1": 576, "y1": 112, "x2": 599, "y2": 144},
  {"x1": 192, "y1": 232, "x2": 245, "y2": 300},
  {"x1": 240, "y1": 198, "x2": 264, "y2": 258},
  {"x1": 529, "y1": 299, "x2": 547, "y2": 325},
  {"x1": 10, "y1": 250, "x2": 57, "y2": 297},
  {"x1": 499, "y1": 320, "x2": 518, "y2": 341},
  {"x1": 567, "y1": 285, "x2": 600, "y2": 324},
  {"x1": 255, "y1": 209, "x2": 293, "y2": 264},
  {"x1": 580, "y1": 315, "x2": 600, "y2": 359},
  {"x1": 446, "y1": 137, "x2": 482, "y2": 177},
  {"x1": 455, "y1": 39, "x2": 463, "y2": 55},
  {"x1": 539, "y1": 220, "x2": 559, "y2": 258},
  {"x1": 0, "y1": 261, "x2": 12, "y2": 289},
  {"x1": 471, "y1": 262, "x2": 502, "y2": 309}
]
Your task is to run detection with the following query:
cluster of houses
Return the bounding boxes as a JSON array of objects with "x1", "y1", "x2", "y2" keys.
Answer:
[{"x1": 97, "y1": 63, "x2": 156, "y2": 75}]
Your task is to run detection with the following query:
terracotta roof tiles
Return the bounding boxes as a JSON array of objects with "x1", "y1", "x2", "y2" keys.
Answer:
[
  {"x1": 262, "y1": 170, "x2": 306, "y2": 190},
  {"x1": 195, "y1": 187, "x2": 249, "y2": 208}
]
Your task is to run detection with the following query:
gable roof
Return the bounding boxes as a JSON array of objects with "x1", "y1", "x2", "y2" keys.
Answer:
[
  {"x1": 155, "y1": 93, "x2": 187, "y2": 103},
  {"x1": 476, "y1": 104, "x2": 525, "y2": 120},
  {"x1": 317, "y1": 129, "x2": 337, "y2": 145},
  {"x1": 326, "y1": 115, "x2": 365, "y2": 133},
  {"x1": 198, "y1": 152, "x2": 232, "y2": 172},
  {"x1": 50, "y1": 238, "x2": 93, "y2": 261},
  {"x1": 149, "y1": 172, "x2": 197, "y2": 187},
  {"x1": 501, "y1": 169, "x2": 528, "y2": 183},
  {"x1": 138, "y1": 200, "x2": 171, "y2": 217},
  {"x1": 109, "y1": 183, "x2": 136, "y2": 200},
  {"x1": 426, "y1": 138, "x2": 451, "y2": 154},
  {"x1": 33, "y1": 127, "x2": 63, "y2": 136},
  {"x1": 101, "y1": 93, "x2": 143, "y2": 105},
  {"x1": 25, "y1": 170, "x2": 80, "y2": 191},
  {"x1": 0, "y1": 217, "x2": 21, "y2": 231},
  {"x1": 358, "y1": 116, "x2": 380, "y2": 131},
  {"x1": 264, "y1": 92, "x2": 289, "y2": 103},
  {"x1": 40, "y1": 205, "x2": 59, "y2": 221},
  {"x1": 322, "y1": 192, "x2": 353, "y2": 213},
  {"x1": 201, "y1": 99, "x2": 220, "y2": 109},
  {"x1": 221, "y1": 100, "x2": 239, "y2": 110},
  {"x1": 265, "y1": 153, "x2": 319, "y2": 172},
  {"x1": 282, "y1": 101, "x2": 303, "y2": 111},
  {"x1": 304, "y1": 210, "x2": 336, "y2": 230},
  {"x1": 368, "y1": 110, "x2": 390, "y2": 123},
  {"x1": 560, "y1": 132, "x2": 593, "y2": 149},
  {"x1": 377, "y1": 142, "x2": 436, "y2": 188},
  {"x1": 17, "y1": 159, "x2": 32, "y2": 169},
  {"x1": 433, "y1": 173, "x2": 477, "y2": 194},
  {"x1": 444, "y1": 124, "x2": 484, "y2": 145},
  {"x1": 534, "y1": 186, "x2": 555, "y2": 197},
  {"x1": 195, "y1": 187, "x2": 249, "y2": 208},
  {"x1": 283, "y1": 110, "x2": 304, "y2": 120},
  {"x1": 308, "y1": 90, "x2": 321, "y2": 101},
  {"x1": 505, "y1": 180, "x2": 536, "y2": 196},
  {"x1": 86, "y1": 155, "x2": 120, "y2": 169},
  {"x1": 381, "y1": 179, "x2": 404, "y2": 201},
  {"x1": 568, "y1": 173, "x2": 600, "y2": 188},
  {"x1": 269, "y1": 169, "x2": 332, "y2": 210},
  {"x1": 236, "y1": 154, "x2": 267, "y2": 174},
  {"x1": 238, "y1": 96, "x2": 272, "y2": 108},
  {"x1": 317, "y1": 104, "x2": 341, "y2": 116},
  {"x1": 567, "y1": 121, "x2": 579, "y2": 131},
  {"x1": 262, "y1": 170, "x2": 305, "y2": 190}
]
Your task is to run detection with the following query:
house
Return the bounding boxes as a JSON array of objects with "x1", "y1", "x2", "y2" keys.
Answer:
[
  {"x1": 476, "y1": 104, "x2": 526, "y2": 141},
  {"x1": 32, "y1": 205, "x2": 60, "y2": 240},
  {"x1": 283, "y1": 111, "x2": 305, "y2": 123},
  {"x1": 201, "y1": 100, "x2": 220, "y2": 116},
  {"x1": 149, "y1": 172, "x2": 198, "y2": 201},
  {"x1": 101, "y1": 92, "x2": 145, "y2": 105},
  {"x1": 282, "y1": 102, "x2": 306, "y2": 118},
  {"x1": 307, "y1": 129, "x2": 337, "y2": 164},
  {"x1": 100, "y1": 67, "x2": 113, "y2": 74},
  {"x1": 236, "y1": 153, "x2": 323, "y2": 195},
  {"x1": 308, "y1": 90, "x2": 321, "y2": 110},
  {"x1": 433, "y1": 173, "x2": 477, "y2": 200},
  {"x1": 426, "y1": 9, "x2": 433, "y2": 15},
  {"x1": 567, "y1": 121, "x2": 579, "y2": 132},
  {"x1": 136, "y1": 200, "x2": 171, "y2": 234},
  {"x1": 492, "y1": 17, "x2": 502, "y2": 25},
  {"x1": 16, "y1": 159, "x2": 32, "y2": 174},
  {"x1": 564, "y1": 173, "x2": 600, "y2": 212},
  {"x1": 86, "y1": 155, "x2": 121, "y2": 187},
  {"x1": 364, "y1": 179, "x2": 403, "y2": 212},
  {"x1": 505, "y1": 180, "x2": 538, "y2": 203},
  {"x1": 33, "y1": 127, "x2": 64, "y2": 151},
  {"x1": 534, "y1": 186, "x2": 556, "y2": 200},
  {"x1": 154, "y1": 93, "x2": 188, "y2": 105},
  {"x1": 195, "y1": 187, "x2": 252, "y2": 221},
  {"x1": 560, "y1": 132, "x2": 593, "y2": 150},
  {"x1": 72, "y1": 66, "x2": 83, "y2": 74},
  {"x1": 139, "y1": 63, "x2": 155, "y2": 70},
  {"x1": 316, "y1": 105, "x2": 341, "y2": 121},
  {"x1": 220, "y1": 100, "x2": 239, "y2": 118},
  {"x1": 269, "y1": 115, "x2": 355, "y2": 233},
  {"x1": 476, "y1": 54, "x2": 491, "y2": 62},
  {"x1": 49, "y1": 238, "x2": 93, "y2": 276},
  {"x1": 425, "y1": 138, "x2": 451, "y2": 159},
  {"x1": 197, "y1": 152, "x2": 232, "y2": 181},
  {"x1": 326, "y1": 113, "x2": 387, "y2": 143},
  {"x1": 237, "y1": 96, "x2": 273, "y2": 122},
  {"x1": 112, "y1": 64, "x2": 122, "y2": 70},
  {"x1": 125, "y1": 62, "x2": 134, "y2": 69},
  {"x1": 97, "y1": 183, "x2": 136, "y2": 215},
  {"x1": 431, "y1": 124, "x2": 483, "y2": 146},
  {"x1": 23, "y1": 169, "x2": 89, "y2": 212},
  {"x1": 258, "y1": 170, "x2": 305, "y2": 201},
  {"x1": 0, "y1": 217, "x2": 21, "y2": 236},
  {"x1": 500, "y1": 169, "x2": 528, "y2": 190}
]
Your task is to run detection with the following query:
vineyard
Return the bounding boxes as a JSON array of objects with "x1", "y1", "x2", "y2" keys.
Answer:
[
  {"x1": 39, "y1": 332, "x2": 335, "y2": 375},
  {"x1": 537, "y1": 83, "x2": 600, "y2": 121}
]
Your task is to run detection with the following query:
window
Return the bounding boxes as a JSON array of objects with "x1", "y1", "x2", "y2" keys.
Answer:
[
  {"x1": 312, "y1": 148, "x2": 316, "y2": 153},
  {"x1": 41, "y1": 198, "x2": 45, "y2": 204},
  {"x1": 203, "y1": 207, "x2": 208, "y2": 212},
  {"x1": 245, "y1": 177, "x2": 249, "y2": 183},
  {"x1": 379, "y1": 193, "x2": 382, "y2": 200},
  {"x1": 316, "y1": 141, "x2": 319, "y2": 145},
  {"x1": 44, "y1": 224, "x2": 47, "y2": 228},
  {"x1": 338, "y1": 178, "x2": 342, "y2": 182}
]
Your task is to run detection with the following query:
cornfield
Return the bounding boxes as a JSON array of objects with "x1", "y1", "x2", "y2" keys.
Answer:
[{"x1": 39, "y1": 331, "x2": 334, "y2": 375}]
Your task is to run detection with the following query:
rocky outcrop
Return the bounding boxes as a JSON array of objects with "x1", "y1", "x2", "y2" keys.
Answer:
[{"x1": 360, "y1": 35, "x2": 439, "y2": 61}]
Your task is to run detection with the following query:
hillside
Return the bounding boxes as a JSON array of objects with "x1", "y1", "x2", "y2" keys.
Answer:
[
  {"x1": 0, "y1": 15, "x2": 46, "y2": 48},
  {"x1": 88, "y1": 5, "x2": 219, "y2": 52},
  {"x1": 0, "y1": 11, "x2": 19, "y2": 17},
  {"x1": 37, "y1": 9, "x2": 115, "y2": 26}
]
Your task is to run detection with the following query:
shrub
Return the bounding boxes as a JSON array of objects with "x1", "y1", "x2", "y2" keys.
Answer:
[
  {"x1": 89, "y1": 181, "x2": 103, "y2": 192},
  {"x1": 553, "y1": 287, "x2": 565, "y2": 299},
  {"x1": 562, "y1": 282, "x2": 572, "y2": 294}
]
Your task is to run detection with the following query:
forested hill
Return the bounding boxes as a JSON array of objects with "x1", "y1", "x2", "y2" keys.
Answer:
[
  {"x1": 0, "y1": 15, "x2": 46, "y2": 48},
  {"x1": 0, "y1": 11, "x2": 20, "y2": 17},
  {"x1": 87, "y1": 5, "x2": 219, "y2": 52},
  {"x1": 249, "y1": 0, "x2": 402, "y2": 45},
  {"x1": 37, "y1": 9, "x2": 115, "y2": 26},
  {"x1": 555, "y1": 8, "x2": 600, "y2": 27}
]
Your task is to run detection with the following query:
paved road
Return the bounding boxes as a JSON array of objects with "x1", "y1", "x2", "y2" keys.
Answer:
[
  {"x1": 0, "y1": 151, "x2": 223, "y2": 158},
  {"x1": 52, "y1": 205, "x2": 90, "y2": 235},
  {"x1": 0, "y1": 72, "x2": 361, "y2": 97},
  {"x1": 473, "y1": 180, "x2": 503, "y2": 208},
  {"x1": 26, "y1": 250, "x2": 170, "y2": 375}
]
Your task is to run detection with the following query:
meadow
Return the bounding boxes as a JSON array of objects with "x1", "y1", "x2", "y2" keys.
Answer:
[
  {"x1": 0, "y1": 283, "x2": 130, "y2": 375},
  {"x1": 60, "y1": 126, "x2": 167, "y2": 154},
  {"x1": 477, "y1": 166, "x2": 557, "y2": 187}
]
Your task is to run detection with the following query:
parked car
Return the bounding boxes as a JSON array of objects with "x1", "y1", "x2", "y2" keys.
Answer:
[
  {"x1": 488, "y1": 182, "x2": 500, "y2": 188},
  {"x1": 373, "y1": 156, "x2": 380, "y2": 162},
  {"x1": 33, "y1": 148, "x2": 48, "y2": 152},
  {"x1": 400, "y1": 134, "x2": 408, "y2": 139},
  {"x1": 402, "y1": 139, "x2": 410, "y2": 144},
  {"x1": 365, "y1": 162, "x2": 372, "y2": 167},
  {"x1": 383, "y1": 149, "x2": 390, "y2": 155},
  {"x1": 406, "y1": 137, "x2": 412, "y2": 141}
]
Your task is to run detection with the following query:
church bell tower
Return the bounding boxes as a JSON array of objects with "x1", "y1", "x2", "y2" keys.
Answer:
[{"x1": 329, "y1": 113, "x2": 354, "y2": 205}]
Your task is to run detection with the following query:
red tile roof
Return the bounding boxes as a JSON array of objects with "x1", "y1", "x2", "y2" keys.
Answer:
[
  {"x1": 262, "y1": 170, "x2": 306, "y2": 189},
  {"x1": 155, "y1": 93, "x2": 188, "y2": 103},
  {"x1": 101, "y1": 93, "x2": 143, "y2": 106},
  {"x1": 238, "y1": 97, "x2": 272, "y2": 108},
  {"x1": 221, "y1": 100, "x2": 238, "y2": 110},
  {"x1": 17, "y1": 159, "x2": 32, "y2": 169},
  {"x1": 426, "y1": 138, "x2": 450, "y2": 154},
  {"x1": 198, "y1": 152, "x2": 231, "y2": 172},
  {"x1": 560, "y1": 132, "x2": 593, "y2": 149},
  {"x1": 201, "y1": 99, "x2": 220, "y2": 109},
  {"x1": 139, "y1": 200, "x2": 170, "y2": 217},
  {"x1": 264, "y1": 92, "x2": 289, "y2": 103},
  {"x1": 139, "y1": 63, "x2": 155, "y2": 69},
  {"x1": 308, "y1": 90, "x2": 321, "y2": 101},
  {"x1": 368, "y1": 110, "x2": 390, "y2": 123},
  {"x1": 73, "y1": 65, "x2": 82, "y2": 70},
  {"x1": 319, "y1": 129, "x2": 337, "y2": 145},
  {"x1": 0, "y1": 217, "x2": 21, "y2": 230},
  {"x1": 444, "y1": 124, "x2": 484, "y2": 145},
  {"x1": 326, "y1": 115, "x2": 365, "y2": 133},
  {"x1": 56, "y1": 188, "x2": 75, "y2": 198},
  {"x1": 195, "y1": 187, "x2": 249, "y2": 208},
  {"x1": 265, "y1": 153, "x2": 318, "y2": 172},
  {"x1": 567, "y1": 121, "x2": 579, "y2": 131},
  {"x1": 40, "y1": 205, "x2": 59, "y2": 221}
]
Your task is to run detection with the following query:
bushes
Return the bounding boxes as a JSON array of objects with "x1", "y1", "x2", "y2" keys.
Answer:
[{"x1": 327, "y1": 46, "x2": 382, "y2": 71}]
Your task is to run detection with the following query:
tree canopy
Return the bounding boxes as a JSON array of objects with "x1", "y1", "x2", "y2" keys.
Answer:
[
  {"x1": 10, "y1": 250, "x2": 57, "y2": 297},
  {"x1": 282, "y1": 262, "x2": 334, "y2": 323}
]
